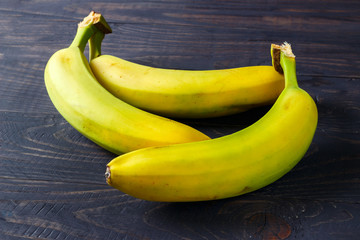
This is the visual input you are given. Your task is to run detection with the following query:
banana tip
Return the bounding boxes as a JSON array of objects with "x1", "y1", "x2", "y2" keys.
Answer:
[{"x1": 105, "y1": 166, "x2": 111, "y2": 185}]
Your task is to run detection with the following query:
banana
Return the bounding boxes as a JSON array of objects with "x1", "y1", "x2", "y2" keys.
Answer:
[
  {"x1": 89, "y1": 31, "x2": 285, "y2": 118},
  {"x1": 44, "y1": 12, "x2": 210, "y2": 155},
  {"x1": 105, "y1": 42, "x2": 318, "y2": 202}
]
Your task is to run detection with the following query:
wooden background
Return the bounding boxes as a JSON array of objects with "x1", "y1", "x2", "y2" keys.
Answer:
[{"x1": 1, "y1": 0, "x2": 359, "y2": 239}]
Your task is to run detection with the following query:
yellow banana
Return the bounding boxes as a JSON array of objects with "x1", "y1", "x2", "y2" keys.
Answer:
[
  {"x1": 89, "y1": 31, "x2": 284, "y2": 118},
  {"x1": 44, "y1": 12, "x2": 210, "y2": 155},
  {"x1": 106, "y1": 42, "x2": 318, "y2": 202}
]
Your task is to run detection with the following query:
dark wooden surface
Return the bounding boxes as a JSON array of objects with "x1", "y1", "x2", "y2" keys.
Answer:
[{"x1": 1, "y1": 1, "x2": 359, "y2": 239}]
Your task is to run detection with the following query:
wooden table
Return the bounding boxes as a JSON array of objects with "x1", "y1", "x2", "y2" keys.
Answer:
[{"x1": 1, "y1": 1, "x2": 359, "y2": 239}]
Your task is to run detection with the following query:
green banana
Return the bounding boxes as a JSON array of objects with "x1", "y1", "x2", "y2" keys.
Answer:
[
  {"x1": 44, "y1": 12, "x2": 210, "y2": 155},
  {"x1": 105, "y1": 42, "x2": 318, "y2": 202},
  {"x1": 88, "y1": 31, "x2": 284, "y2": 118}
]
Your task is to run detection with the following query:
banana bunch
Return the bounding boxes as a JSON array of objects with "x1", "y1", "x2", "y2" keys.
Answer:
[
  {"x1": 45, "y1": 12, "x2": 317, "y2": 202},
  {"x1": 44, "y1": 12, "x2": 210, "y2": 155},
  {"x1": 88, "y1": 31, "x2": 285, "y2": 118}
]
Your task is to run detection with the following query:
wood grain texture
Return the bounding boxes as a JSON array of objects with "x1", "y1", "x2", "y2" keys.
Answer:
[{"x1": 0, "y1": 0, "x2": 359, "y2": 239}]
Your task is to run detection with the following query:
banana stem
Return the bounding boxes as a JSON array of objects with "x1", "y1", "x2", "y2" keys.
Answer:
[
  {"x1": 271, "y1": 44, "x2": 283, "y2": 74},
  {"x1": 280, "y1": 43, "x2": 298, "y2": 89},
  {"x1": 70, "y1": 25, "x2": 98, "y2": 52},
  {"x1": 272, "y1": 42, "x2": 299, "y2": 89},
  {"x1": 89, "y1": 31, "x2": 105, "y2": 60},
  {"x1": 69, "y1": 11, "x2": 112, "y2": 53},
  {"x1": 280, "y1": 51, "x2": 299, "y2": 89}
]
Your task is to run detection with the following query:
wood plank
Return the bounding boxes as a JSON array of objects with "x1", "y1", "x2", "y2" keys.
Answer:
[
  {"x1": 1, "y1": 178, "x2": 359, "y2": 239},
  {"x1": 1, "y1": 1, "x2": 359, "y2": 74}
]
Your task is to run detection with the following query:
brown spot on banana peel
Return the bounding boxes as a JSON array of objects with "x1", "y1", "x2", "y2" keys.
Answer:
[
  {"x1": 236, "y1": 186, "x2": 252, "y2": 196},
  {"x1": 213, "y1": 186, "x2": 252, "y2": 201}
]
